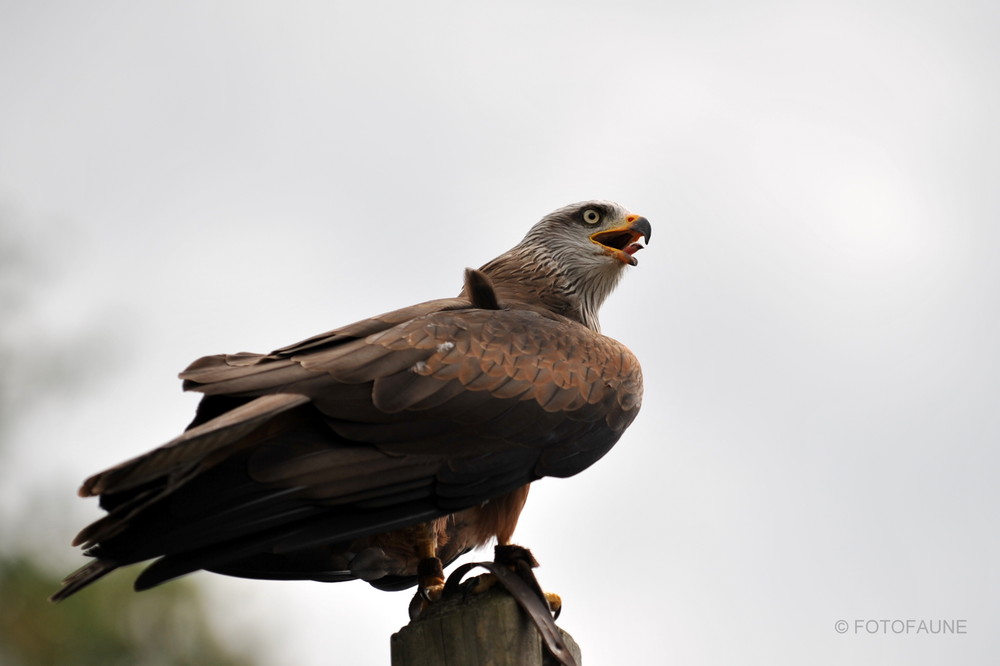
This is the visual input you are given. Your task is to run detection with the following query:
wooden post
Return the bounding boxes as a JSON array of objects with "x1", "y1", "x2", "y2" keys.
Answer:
[{"x1": 390, "y1": 586, "x2": 582, "y2": 666}]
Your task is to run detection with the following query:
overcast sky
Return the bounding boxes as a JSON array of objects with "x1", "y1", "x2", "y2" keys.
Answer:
[{"x1": 2, "y1": 1, "x2": 998, "y2": 664}]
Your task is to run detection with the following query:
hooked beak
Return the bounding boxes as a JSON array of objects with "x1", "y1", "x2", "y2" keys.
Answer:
[{"x1": 589, "y1": 215, "x2": 652, "y2": 266}]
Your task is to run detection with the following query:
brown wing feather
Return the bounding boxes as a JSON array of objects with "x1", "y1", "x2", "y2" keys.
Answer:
[
  {"x1": 55, "y1": 291, "x2": 641, "y2": 600},
  {"x1": 78, "y1": 393, "x2": 310, "y2": 498}
]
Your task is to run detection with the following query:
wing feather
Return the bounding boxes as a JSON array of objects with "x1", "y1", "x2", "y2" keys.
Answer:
[{"x1": 58, "y1": 290, "x2": 642, "y2": 599}]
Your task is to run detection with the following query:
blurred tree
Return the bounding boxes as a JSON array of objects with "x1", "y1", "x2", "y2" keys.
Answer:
[
  {"x1": 0, "y1": 555, "x2": 254, "y2": 666},
  {"x1": 0, "y1": 203, "x2": 259, "y2": 666}
]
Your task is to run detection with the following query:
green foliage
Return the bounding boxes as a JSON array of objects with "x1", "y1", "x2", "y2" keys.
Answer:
[{"x1": 0, "y1": 555, "x2": 256, "y2": 666}]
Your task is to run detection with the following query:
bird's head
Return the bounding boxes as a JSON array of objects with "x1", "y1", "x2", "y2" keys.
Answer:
[
  {"x1": 480, "y1": 201, "x2": 651, "y2": 331},
  {"x1": 525, "y1": 200, "x2": 651, "y2": 268}
]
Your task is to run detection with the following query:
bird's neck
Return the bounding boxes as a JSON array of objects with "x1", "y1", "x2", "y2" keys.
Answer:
[{"x1": 478, "y1": 245, "x2": 621, "y2": 332}]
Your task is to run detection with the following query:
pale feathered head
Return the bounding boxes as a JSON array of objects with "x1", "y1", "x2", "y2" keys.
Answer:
[{"x1": 479, "y1": 201, "x2": 651, "y2": 331}]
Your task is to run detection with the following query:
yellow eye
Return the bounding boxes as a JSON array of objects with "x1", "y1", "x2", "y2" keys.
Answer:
[{"x1": 582, "y1": 209, "x2": 601, "y2": 225}]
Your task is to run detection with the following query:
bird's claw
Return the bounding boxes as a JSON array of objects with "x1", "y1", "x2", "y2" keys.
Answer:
[
  {"x1": 492, "y1": 544, "x2": 561, "y2": 617},
  {"x1": 455, "y1": 570, "x2": 561, "y2": 616},
  {"x1": 408, "y1": 546, "x2": 563, "y2": 620},
  {"x1": 419, "y1": 581, "x2": 445, "y2": 603},
  {"x1": 409, "y1": 581, "x2": 446, "y2": 620}
]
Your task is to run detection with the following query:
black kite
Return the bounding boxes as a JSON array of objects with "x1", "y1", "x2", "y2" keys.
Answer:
[{"x1": 51, "y1": 201, "x2": 650, "y2": 604}]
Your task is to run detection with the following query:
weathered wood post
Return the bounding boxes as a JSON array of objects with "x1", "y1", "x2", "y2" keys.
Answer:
[{"x1": 390, "y1": 586, "x2": 582, "y2": 666}]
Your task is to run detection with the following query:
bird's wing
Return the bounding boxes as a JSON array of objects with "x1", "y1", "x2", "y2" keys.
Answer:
[
  {"x1": 76, "y1": 296, "x2": 470, "y2": 499},
  {"x1": 84, "y1": 293, "x2": 640, "y2": 496},
  {"x1": 65, "y1": 295, "x2": 641, "y2": 593},
  {"x1": 187, "y1": 302, "x2": 643, "y2": 479}
]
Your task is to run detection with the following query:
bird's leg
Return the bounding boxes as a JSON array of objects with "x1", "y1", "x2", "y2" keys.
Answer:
[
  {"x1": 414, "y1": 522, "x2": 444, "y2": 595},
  {"x1": 494, "y1": 544, "x2": 562, "y2": 617},
  {"x1": 416, "y1": 554, "x2": 445, "y2": 600},
  {"x1": 408, "y1": 522, "x2": 445, "y2": 619},
  {"x1": 459, "y1": 543, "x2": 562, "y2": 617}
]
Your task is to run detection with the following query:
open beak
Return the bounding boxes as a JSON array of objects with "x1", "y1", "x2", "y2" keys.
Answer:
[{"x1": 589, "y1": 215, "x2": 652, "y2": 266}]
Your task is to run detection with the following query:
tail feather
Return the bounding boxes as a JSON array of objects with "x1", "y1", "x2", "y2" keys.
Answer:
[
  {"x1": 79, "y1": 393, "x2": 310, "y2": 498},
  {"x1": 49, "y1": 559, "x2": 119, "y2": 602}
]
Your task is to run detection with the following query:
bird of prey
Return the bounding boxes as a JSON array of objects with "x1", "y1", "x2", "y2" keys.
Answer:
[{"x1": 51, "y1": 200, "x2": 650, "y2": 604}]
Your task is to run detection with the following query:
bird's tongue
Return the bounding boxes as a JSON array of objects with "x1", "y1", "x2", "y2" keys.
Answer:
[{"x1": 624, "y1": 242, "x2": 644, "y2": 256}]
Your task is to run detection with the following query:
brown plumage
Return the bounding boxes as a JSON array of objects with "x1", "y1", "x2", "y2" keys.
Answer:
[{"x1": 51, "y1": 200, "x2": 651, "y2": 601}]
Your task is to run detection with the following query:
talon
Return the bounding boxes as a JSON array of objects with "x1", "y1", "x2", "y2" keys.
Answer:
[
  {"x1": 409, "y1": 555, "x2": 446, "y2": 620},
  {"x1": 409, "y1": 582, "x2": 446, "y2": 620},
  {"x1": 420, "y1": 582, "x2": 444, "y2": 603}
]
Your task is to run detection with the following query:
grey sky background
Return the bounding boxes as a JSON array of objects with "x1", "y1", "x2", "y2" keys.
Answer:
[{"x1": 2, "y1": 1, "x2": 998, "y2": 664}]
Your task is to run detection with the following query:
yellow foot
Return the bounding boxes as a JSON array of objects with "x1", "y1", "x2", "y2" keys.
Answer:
[
  {"x1": 408, "y1": 582, "x2": 445, "y2": 620},
  {"x1": 462, "y1": 572, "x2": 562, "y2": 617},
  {"x1": 408, "y1": 556, "x2": 446, "y2": 620},
  {"x1": 545, "y1": 592, "x2": 562, "y2": 618},
  {"x1": 493, "y1": 545, "x2": 562, "y2": 618}
]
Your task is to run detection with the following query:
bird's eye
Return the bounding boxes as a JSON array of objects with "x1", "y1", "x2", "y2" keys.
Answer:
[{"x1": 582, "y1": 209, "x2": 601, "y2": 225}]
